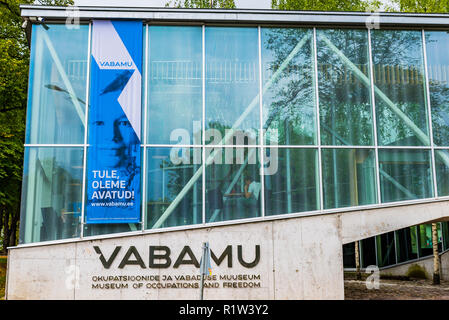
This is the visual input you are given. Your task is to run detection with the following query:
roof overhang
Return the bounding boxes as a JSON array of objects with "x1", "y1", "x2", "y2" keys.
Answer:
[{"x1": 19, "y1": 5, "x2": 449, "y2": 28}]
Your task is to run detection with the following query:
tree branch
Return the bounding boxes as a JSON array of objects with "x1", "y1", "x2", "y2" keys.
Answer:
[{"x1": 0, "y1": 1, "x2": 20, "y2": 18}]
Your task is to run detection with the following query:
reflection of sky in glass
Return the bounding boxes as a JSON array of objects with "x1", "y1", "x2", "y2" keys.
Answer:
[
  {"x1": 37, "y1": 24, "x2": 89, "y2": 100},
  {"x1": 26, "y1": 24, "x2": 89, "y2": 144},
  {"x1": 205, "y1": 27, "x2": 260, "y2": 139},
  {"x1": 317, "y1": 28, "x2": 373, "y2": 146},
  {"x1": 425, "y1": 31, "x2": 449, "y2": 146},
  {"x1": 147, "y1": 26, "x2": 202, "y2": 145},
  {"x1": 426, "y1": 32, "x2": 449, "y2": 68},
  {"x1": 372, "y1": 30, "x2": 428, "y2": 146},
  {"x1": 261, "y1": 28, "x2": 316, "y2": 145}
]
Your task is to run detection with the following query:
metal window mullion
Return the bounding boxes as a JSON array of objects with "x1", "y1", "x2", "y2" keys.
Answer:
[
  {"x1": 416, "y1": 225, "x2": 421, "y2": 258},
  {"x1": 313, "y1": 28, "x2": 324, "y2": 211},
  {"x1": 359, "y1": 240, "x2": 363, "y2": 268},
  {"x1": 80, "y1": 22, "x2": 92, "y2": 239},
  {"x1": 394, "y1": 230, "x2": 398, "y2": 264},
  {"x1": 24, "y1": 144, "x2": 85, "y2": 147},
  {"x1": 202, "y1": 24, "x2": 206, "y2": 225},
  {"x1": 258, "y1": 26, "x2": 265, "y2": 218},
  {"x1": 422, "y1": 29, "x2": 438, "y2": 198},
  {"x1": 141, "y1": 24, "x2": 149, "y2": 231},
  {"x1": 374, "y1": 234, "x2": 379, "y2": 266},
  {"x1": 368, "y1": 28, "x2": 382, "y2": 205},
  {"x1": 377, "y1": 146, "x2": 432, "y2": 149},
  {"x1": 144, "y1": 144, "x2": 203, "y2": 148}
]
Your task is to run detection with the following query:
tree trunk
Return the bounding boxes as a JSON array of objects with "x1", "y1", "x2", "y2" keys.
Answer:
[
  {"x1": 2, "y1": 209, "x2": 10, "y2": 253},
  {"x1": 0, "y1": 206, "x2": 4, "y2": 246},
  {"x1": 9, "y1": 206, "x2": 19, "y2": 247},
  {"x1": 432, "y1": 223, "x2": 441, "y2": 285},
  {"x1": 355, "y1": 241, "x2": 362, "y2": 280}
]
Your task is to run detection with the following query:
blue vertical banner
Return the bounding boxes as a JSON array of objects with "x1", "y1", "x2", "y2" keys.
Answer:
[{"x1": 86, "y1": 20, "x2": 142, "y2": 224}]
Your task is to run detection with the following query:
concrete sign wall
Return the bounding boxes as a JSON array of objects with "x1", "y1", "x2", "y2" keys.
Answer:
[
  {"x1": 6, "y1": 215, "x2": 344, "y2": 300},
  {"x1": 7, "y1": 200, "x2": 449, "y2": 300}
]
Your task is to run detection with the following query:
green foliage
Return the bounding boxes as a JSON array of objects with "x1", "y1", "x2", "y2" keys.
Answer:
[
  {"x1": 406, "y1": 264, "x2": 428, "y2": 279},
  {"x1": 386, "y1": 0, "x2": 449, "y2": 13},
  {"x1": 0, "y1": 257, "x2": 5, "y2": 300},
  {"x1": 0, "y1": 0, "x2": 73, "y2": 251},
  {"x1": 270, "y1": 0, "x2": 449, "y2": 13},
  {"x1": 166, "y1": 0, "x2": 236, "y2": 8},
  {"x1": 271, "y1": 0, "x2": 381, "y2": 11}
]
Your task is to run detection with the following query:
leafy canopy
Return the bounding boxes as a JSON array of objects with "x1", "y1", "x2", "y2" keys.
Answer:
[{"x1": 166, "y1": 0, "x2": 236, "y2": 8}]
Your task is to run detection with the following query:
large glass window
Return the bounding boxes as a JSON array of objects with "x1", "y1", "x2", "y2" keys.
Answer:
[
  {"x1": 442, "y1": 222, "x2": 449, "y2": 251},
  {"x1": 425, "y1": 31, "x2": 449, "y2": 146},
  {"x1": 322, "y1": 148, "x2": 377, "y2": 209},
  {"x1": 264, "y1": 148, "x2": 319, "y2": 216},
  {"x1": 21, "y1": 24, "x2": 449, "y2": 245},
  {"x1": 146, "y1": 147, "x2": 202, "y2": 229},
  {"x1": 435, "y1": 149, "x2": 449, "y2": 197},
  {"x1": 19, "y1": 147, "x2": 83, "y2": 244},
  {"x1": 25, "y1": 24, "x2": 89, "y2": 144},
  {"x1": 418, "y1": 223, "x2": 442, "y2": 257},
  {"x1": 371, "y1": 30, "x2": 430, "y2": 147},
  {"x1": 395, "y1": 226, "x2": 418, "y2": 263},
  {"x1": 205, "y1": 27, "x2": 260, "y2": 144},
  {"x1": 342, "y1": 243, "x2": 356, "y2": 268},
  {"x1": 261, "y1": 28, "x2": 316, "y2": 145},
  {"x1": 376, "y1": 231, "x2": 396, "y2": 267},
  {"x1": 360, "y1": 237, "x2": 376, "y2": 268},
  {"x1": 205, "y1": 147, "x2": 261, "y2": 223},
  {"x1": 379, "y1": 149, "x2": 433, "y2": 203},
  {"x1": 317, "y1": 29, "x2": 374, "y2": 146},
  {"x1": 147, "y1": 26, "x2": 202, "y2": 145}
]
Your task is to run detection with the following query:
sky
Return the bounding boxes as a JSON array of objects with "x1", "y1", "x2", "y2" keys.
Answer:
[{"x1": 74, "y1": 0, "x2": 273, "y2": 9}]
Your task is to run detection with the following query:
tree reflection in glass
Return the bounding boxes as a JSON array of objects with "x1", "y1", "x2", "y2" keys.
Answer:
[
  {"x1": 205, "y1": 27, "x2": 260, "y2": 144},
  {"x1": 425, "y1": 31, "x2": 449, "y2": 146},
  {"x1": 371, "y1": 30, "x2": 430, "y2": 146},
  {"x1": 317, "y1": 29, "x2": 374, "y2": 146},
  {"x1": 261, "y1": 28, "x2": 316, "y2": 145}
]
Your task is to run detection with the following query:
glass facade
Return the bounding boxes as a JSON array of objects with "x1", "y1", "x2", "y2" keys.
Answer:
[
  {"x1": 19, "y1": 22, "x2": 449, "y2": 244},
  {"x1": 344, "y1": 222, "x2": 448, "y2": 269}
]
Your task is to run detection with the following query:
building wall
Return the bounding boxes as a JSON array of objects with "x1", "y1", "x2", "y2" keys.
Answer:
[
  {"x1": 379, "y1": 250, "x2": 449, "y2": 280},
  {"x1": 7, "y1": 199, "x2": 449, "y2": 300},
  {"x1": 6, "y1": 214, "x2": 343, "y2": 300}
]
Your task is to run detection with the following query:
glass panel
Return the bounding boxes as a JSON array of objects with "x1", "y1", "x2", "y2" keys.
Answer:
[
  {"x1": 205, "y1": 147, "x2": 261, "y2": 222},
  {"x1": 395, "y1": 227, "x2": 418, "y2": 263},
  {"x1": 321, "y1": 148, "x2": 377, "y2": 209},
  {"x1": 317, "y1": 29, "x2": 373, "y2": 146},
  {"x1": 442, "y1": 222, "x2": 449, "y2": 251},
  {"x1": 147, "y1": 26, "x2": 202, "y2": 145},
  {"x1": 418, "y1": 224, "x2": 434, "y2": 257},
  {"x1": 376, "y1": 232, "x2": 396, "y2": 267},
  {"x1": 25, "y1": 24, "x2": 89, "y2": 144},
  {"x1": 425, "y1": 31, "x2": 449, "y2": 146},
  {"x1": 360, "y1": 237, "x2": 376, "y2": 268},
  {"x1": 371, "y1": 30, "x2": 430, "y2": 146},
  {"x1": 205, "y1": 27, "x2": 260, "y2": 144},
  {"x1": 261, "y1": 28, "x2": 316, "y2": 145},
  {"x1": 19, "y1": 147, "x2": 83, "y2": 244},
  {"x1": 264, "y1": 148, "x2": 319, "y2": 215},
  {"x1": 435, "y1": 149, "x2": 449, "y2": 197},
  {"x1": 145, "y1": 147, "x2": 202, "y2": 229},
  {"x1": 343, "y1": 243, "x2": 356, "y2": 269},
  {"x1": 379, "y1": 149, "x2": 433, "y2": 203}
]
